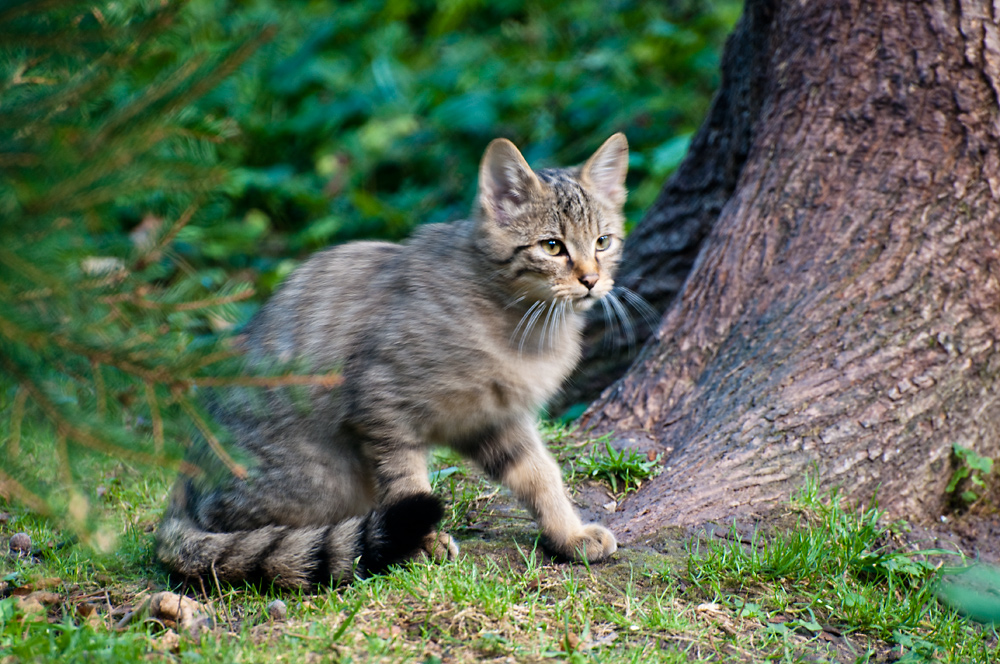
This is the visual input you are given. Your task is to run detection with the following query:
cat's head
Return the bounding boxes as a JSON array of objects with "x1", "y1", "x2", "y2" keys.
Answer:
[{"x1": 474, "y1": 133, "x2": 629, "y2": 313}]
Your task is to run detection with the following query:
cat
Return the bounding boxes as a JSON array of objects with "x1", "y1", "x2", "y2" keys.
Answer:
[{"x1": 157, "y1": 133, "x2": 628, "y2": 589}]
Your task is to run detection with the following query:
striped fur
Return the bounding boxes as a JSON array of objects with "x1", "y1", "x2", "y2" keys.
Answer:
[
  {"x1": 157, "y1": 135, "x2": 628, "y2": 589},
  {"x1": 158, "y1": 494, "x2": 444, "y2": 589}
]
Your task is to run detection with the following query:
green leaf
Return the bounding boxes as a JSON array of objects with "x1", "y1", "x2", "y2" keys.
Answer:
[
  {"x1": 938, "y1": 565, "x2": 1000, "y2": 624},
  {"x1": 946, "y1": 466, "x2": 969, "y2": 493}
]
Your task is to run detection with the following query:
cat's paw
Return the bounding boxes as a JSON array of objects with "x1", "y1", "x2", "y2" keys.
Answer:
[
  {"x1": 559, "y1": 524, "x2": 617, "y2": 562},
  {"x1": 420, "y1": 531, "x2": 459, "y2": 562}
]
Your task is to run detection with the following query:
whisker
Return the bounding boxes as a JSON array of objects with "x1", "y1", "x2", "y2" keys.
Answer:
[
  {"x1": 539, "y1": 299, "x2": 556, "y2": 353},
  {"x1": 511, "y1": 301, "x2": 542, "y2": 348},
  {"x1": 504, "y1": 291, "x2": 529, "y2": 310},
  {"x1": 615, "y1": 286, "x2": 660, "y2": 327},
  {"x1": 518, "y1": 300, "x2": 547, "y2": 356},
  {"x1": 599, "y1": 297, "x2": 617, "y2": 350},
  {"x1": 553, "y1": 298, "x2": 567, "y2": 351},
  {"x1": 606, "y1": 291, "x2": 636, "y2": 355},
  {"x1": 546, "y1": 298, "x2": 563, "y2": 351}
]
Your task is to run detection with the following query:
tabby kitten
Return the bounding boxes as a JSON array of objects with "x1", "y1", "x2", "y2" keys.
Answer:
[{"x1": 157, "y1": 134, "x2": 628, "y2": 589}]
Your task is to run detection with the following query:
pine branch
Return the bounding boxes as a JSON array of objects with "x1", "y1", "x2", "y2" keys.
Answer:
[
  {"x1": 145, "y1": 381, "x2": 164, "y2": 455},
  {"x1": 1, "y1": 354, "x2": 197, "y2": 475},
  {"x1": 191, "y1": 373, "x2": 344, "y2": 390},
  {"x1": 177, "y1": 397, "x2": 247, "y2": 481},
  {"x1": 8, "y1": 387, "x2": 26, "y2": 460},
  {"x1": 0, "y1": 0, "x2": 277, "y2": 524},
  {"x1": 0, "y1": 466, "x2": 52, "y2": 517}
]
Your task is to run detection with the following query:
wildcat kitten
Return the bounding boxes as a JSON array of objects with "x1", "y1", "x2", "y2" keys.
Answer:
[{"x1": 157, "y1": 134, "x2": 628, "y2": 589}]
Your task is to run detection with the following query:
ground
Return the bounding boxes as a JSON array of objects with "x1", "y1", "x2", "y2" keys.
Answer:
[{"x1": 1, "y1": 427, "x2": 998, "y2": 663}]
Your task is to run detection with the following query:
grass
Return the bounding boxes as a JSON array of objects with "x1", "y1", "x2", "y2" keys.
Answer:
[
  {"x1": 572, "y1": 438, "x2": 662, "y2": 496},
  {"x1": 2, "y1": 427, "x2": 999, "y2": 663}
]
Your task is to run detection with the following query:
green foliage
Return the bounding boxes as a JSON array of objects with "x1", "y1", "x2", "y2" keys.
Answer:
[
  {"x1": 185, "y1": 0, "x2": 742, "y2": 296},
  {"x1": 2, "y1": 448, "x2": 997, "y2": 663},
  {"x1": 0, "y1": 599, "x2": 151, "y2": 662},
  {"x1": 946, "y1": 443, "x2": 994, "y2": 505},
  {"x1": 683, "y1": 484, "x2": 997, "y2": 662},
  {"x1": 0, "y1": 0, "x2": 272, "y2": 518},
  {"x1": 939, "y1": 564, "x2": 1000, "y2": 624},
  {"x1": 576, "y1": 438, "x2": 661, "y2": 494}
]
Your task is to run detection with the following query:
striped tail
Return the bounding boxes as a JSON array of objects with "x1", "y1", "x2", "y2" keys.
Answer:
[{"x1": 156, "y1": 494, "x2": 444, "y2": 589}]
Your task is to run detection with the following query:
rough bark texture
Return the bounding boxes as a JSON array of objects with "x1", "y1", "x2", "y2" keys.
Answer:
[
  {"x1": 583, "y1": 0, "x2": 1000, "y2": 541},
  {"x1": 557, "y1": 2, "x2": 775, "y2": 409}
]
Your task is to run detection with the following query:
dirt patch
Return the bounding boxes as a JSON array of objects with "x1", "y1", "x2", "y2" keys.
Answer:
[{"x1": 909, "y1": 511, "x2": 1000, "y2": 564}]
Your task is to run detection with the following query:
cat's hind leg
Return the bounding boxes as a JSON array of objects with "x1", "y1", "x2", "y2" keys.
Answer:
[
  {"x1": 420, "y1": 531, "x2": 460, "y2": 562},
  {"x1": 359, "y1": 423, "x2": 459, "y2": 562}
]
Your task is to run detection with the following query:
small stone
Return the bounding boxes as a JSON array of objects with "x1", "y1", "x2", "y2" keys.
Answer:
[
  {"x1": 157, "y1": 629, "x2": 181, "y2": 651},
  {"x1": 9, "y1": 532, "x2": 31, "y2": 557},
  {"x1": 149, "y1": 591, "x2": 213, "y2": 634},
  {"x1": 266, "y1": 599, "x2": 287, "y2": 622}
]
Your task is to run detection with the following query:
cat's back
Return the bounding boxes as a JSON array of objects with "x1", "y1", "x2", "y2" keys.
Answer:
[{"x1": 243, "y1": 240, "x2": 402, "y2": 365}]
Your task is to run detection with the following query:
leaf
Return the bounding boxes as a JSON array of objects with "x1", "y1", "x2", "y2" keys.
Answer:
[
  {"x1": 794, "y1": 618, "x2": 823, "y2": 633},
  {"x1": 938, "y1": 564, "x2": 1000, "y2": 624},
  {"x1": 945, "y1": 466, "x2": 969, "y2": 493},
  {"x1": 650, "y1": 133, "x2": 693, "y2": 176},
  {"x1": 765, "y1": 622, "x2": 789, "y2": 635},
  {"x1": 429, "y1": 466, "x2": 460, "y2": 482}
]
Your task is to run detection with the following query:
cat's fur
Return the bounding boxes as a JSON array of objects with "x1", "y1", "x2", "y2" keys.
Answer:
[{"x1": 157, "y1": 134, "x2": 628, "y2": 589}]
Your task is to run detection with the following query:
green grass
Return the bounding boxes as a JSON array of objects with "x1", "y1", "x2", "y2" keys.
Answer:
[
  {"x1": 677, "y1": 479, "x2": 998, "y2": 663},
  {"x1": 2, "y1": 434, "x2": 998, "y2": 663},
  {"x1": 573, "y1": 438, "x2": 662, "y2": 496}
]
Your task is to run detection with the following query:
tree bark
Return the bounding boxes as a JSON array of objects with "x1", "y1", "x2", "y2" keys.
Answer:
[
  {"x1": 559, "y1": 0, "x2": 774, "y2": 409},
  {"x1": 583, "y1": 0, "x2": 1000, "y2": 541}
]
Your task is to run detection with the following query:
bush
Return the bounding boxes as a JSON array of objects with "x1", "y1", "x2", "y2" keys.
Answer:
[{"x1": 186, "y1": 0, "x2": 742, "y2": 297}]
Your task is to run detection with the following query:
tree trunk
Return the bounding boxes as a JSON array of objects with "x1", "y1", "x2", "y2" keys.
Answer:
[
  {"x1": 559, "y1": 0, "x2": 773, "y2": 409},
  {"x1": 583, "y1": 0, "x2": 1000, "y2": 541}
]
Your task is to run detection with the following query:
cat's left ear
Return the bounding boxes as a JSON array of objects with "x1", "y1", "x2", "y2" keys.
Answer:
[{"x1": 580, "y1": 133, "x2": 629, "y2": 208}]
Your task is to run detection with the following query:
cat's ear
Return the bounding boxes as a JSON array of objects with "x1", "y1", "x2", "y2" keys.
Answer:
[
  {"x1": 580, "y1": 133, "x2": 629, "y2": 208},
  {"x1": 478, "y1": 138, "x2": 542, "y2": 226}
]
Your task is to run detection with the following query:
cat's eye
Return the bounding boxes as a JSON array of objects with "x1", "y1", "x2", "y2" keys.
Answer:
[
  {"x1": 595, "y1": 235, "x2": 611, "y2": 251},
  {"x1": 541, "y1": 239, "x2": 566, "y2": 256}
]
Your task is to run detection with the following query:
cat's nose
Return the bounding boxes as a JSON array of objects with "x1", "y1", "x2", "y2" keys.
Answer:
[{"x1": 578, "y1": 273, "x2": 599, "y2": 290}]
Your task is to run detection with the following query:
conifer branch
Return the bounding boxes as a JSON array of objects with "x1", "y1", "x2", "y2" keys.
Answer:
[
  {"x1": 90, "y1": 55, "x2": 208, "y2": 152},
  {"x1": 177, "y1": 397, "x2": 247, "y2": 480},
  {"x1": 0, "y1": 0, "x2": 275, "y2": 518},
  {"x1": 1, "y1": 355, "x2": 197, "y2": 475},
  {"x1": 173, "y1": 290, "x2": 255, "y2": 312},
  {"x1": 0, "y1": 467, "x2": 51, "y2": 517},
  {"x1": 8, "y1": 387, "x2": 26, "y2": 460},
  {"x1": 191, "y1": 373, "x2": 344, "y2": 390},
  {"x1": 0, "y1": 315, "x2": 176, "y2": 384},
  {"x1": 99, "y1": 287, "x2": 254, "y2": 312},
  {"x1": 133, "y1": 202, "x2": 200, "y2": 270},
  {"x1": 145, "y1": 381, "x2": 164, "y2": 456},
  {"x1": 0, "y1": 247, "x2": 65, "y2": 293},
  {"x1": 0, "y1": 0, "x2": 69, "y2": 23},
  {"x1": 92, "y1": 360, "x2": 106, "y2": 419}
]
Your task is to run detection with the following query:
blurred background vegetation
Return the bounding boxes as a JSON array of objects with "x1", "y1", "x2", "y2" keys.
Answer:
[{"x1": 0, "y1": 0, "x2": 740, "y2": 522}]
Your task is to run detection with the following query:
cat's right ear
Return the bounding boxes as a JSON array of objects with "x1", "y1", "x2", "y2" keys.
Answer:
[{"x1": 477, "y1": 138, "x2": 542, "y2": 226}]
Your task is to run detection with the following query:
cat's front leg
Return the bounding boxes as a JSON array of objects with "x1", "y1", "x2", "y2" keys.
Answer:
[{"x1": 471, "y1": 418, "x2": 617, "y2": 562}]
